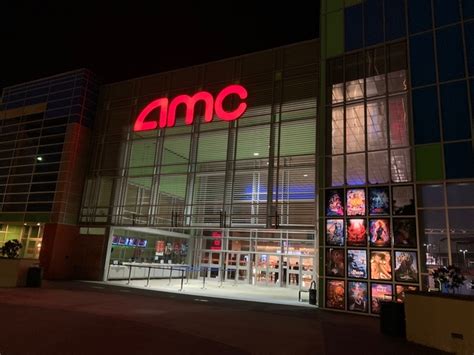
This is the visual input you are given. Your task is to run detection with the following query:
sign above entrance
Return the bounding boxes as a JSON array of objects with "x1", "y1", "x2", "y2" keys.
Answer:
[{"x1": 134, "y1": 84, "x2": 248, "y2": 131}]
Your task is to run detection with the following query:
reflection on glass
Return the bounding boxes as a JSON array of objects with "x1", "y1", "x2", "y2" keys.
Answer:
[
  {"x1": 417, "y1": 184, "x2": 445, "y2": 207},
  {"x1": 391, "y1": 148, "x2": 411, "y2": 182},
  {"x1": 332, "y1": 83, "x2": 344, "y2": 104},
  {"x1": 346, "y1": 104, "x2": 365, "y2": 153},
  {"x1": 346, "y1": 79, "x2": 364, "y2": 101},
  {"x1": 367, "y1": 100, "x2": 387, "y2": 151},
  {"x1": 389, "y1": 95, "x2": 409, "y2": 148},
  {"x1": 366, "y1": 74, "x2": 386, "y2": 97},
  {"x1": 387, "y1": 70, "x2": 407, "y2": 93},
  {"x1": 447, "y1": 183, "x2": 474, "y2": 206},
  {"x1": 368, "y1": 151, "x2": 389, "y2": 184},
  {"x1": 331, "y1": 107, "x2": 344, "y2": 154},
  {"x1": 330, "y1": 156, "x2": 344, "y2": 187},
  {"x1": 346, "y1": 153, "x2": 366, "y2": 185}
]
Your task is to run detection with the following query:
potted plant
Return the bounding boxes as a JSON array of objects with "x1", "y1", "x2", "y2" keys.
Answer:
[
  {"x1": 431, "y1": 265, "x2": 466, "y2": 294},
  {"x1": 1, "y1": 239, "x2": 22, "y2": 259}
]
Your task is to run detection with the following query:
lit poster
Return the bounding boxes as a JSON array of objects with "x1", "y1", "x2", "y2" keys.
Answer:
[
  {"x1": 347, "y1": 281, "x2": 368, "y2": 313},
  {"x1": 155, "y1": 240, "x2": 165, "y2": 255},
  {"x1": 395, "y1": 285, "x2": 418, "y2": 303},
  {"x1": 347, "y1": 189, "x2": 366, "y2": 216},
  {"x1": 347, "y1": 249, "x2": 367, "y2": 279},
  {"x1": 371, "y1": 283, "x2": 393, "y2": 314},
  {"x1": 393, "y1": 218, "x2": 417, "y2": 248},
  {"x1": 326, "y1": 189, "x2": 344, "y2": 216},
  {"x1": 368, "y1": 187, "x2": 390, "y2": 215},
  {"x1": 326, "y1": 219, "x2": 344, "y2": 246},
  {"x1": 370, "y1": 251, "x2": 392, "y2": 280},
  {"x1": 326, "y1": 248, "x2": 345, "y2": 277},
  {"x1": 392, "y1": 186, "x2": 415, "y2": 216},
  {"x1": 394, "y1": 251, "x2": 419, "y2": 283},
  {"x1": 346, "y1": 219, "x2": 367, "y2": 246},
  {"x1": 369, "y1": 219, "x2": 391, "y2": 247},
  {"x1": 326, "y1": 280, "x2": 345, "y2": 310}
]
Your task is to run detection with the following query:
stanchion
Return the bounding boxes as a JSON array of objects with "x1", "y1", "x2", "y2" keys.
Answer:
[
  {"x1": 180, "y1": 269, "x2": 184, "y2": 291},
  {"x1": 127, "y1": 265, "x2": 133, "y2": 285},
  {"x1": 168, "y1": 266, "x2": 173, "y2": 285},
  {"x1": 145, "y1": 266, "x2": 152, "y2": 287}
]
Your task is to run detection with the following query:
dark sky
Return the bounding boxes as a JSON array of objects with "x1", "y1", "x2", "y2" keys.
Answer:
[{"x1": 1, "y1": 1, "x2": 319, "y2": 91}]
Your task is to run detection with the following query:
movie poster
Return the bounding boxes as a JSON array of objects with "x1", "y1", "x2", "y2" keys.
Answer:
[
  {"x1": 395, "y1": 285, "x2": 419, "y2": 303},
  {"x1": 392, "y1": 186, "x2": 415, "y2": 216},
  {"x1": 347, "y1": 189, "x2": 366, "y2": 216},
  {"x1": 369, "y1": 187, "x2": 390, "y2": 215},
  {"x1": 346, "y1": 219, "x2": 367, "y2": 246},
  {"x1": 347, "y1": 249, "x2": 368, "y2": 279},
  {"x1": 369, "y1": 219, "x2": 391, "y2": 247},
  {"x1": 326, "y1": 248, "x2": 345, "y2": 277},
  {"x1": 371, "y1": 283, "x2": 393, "y2": 314},
  {"x1": 326, "y1": 219, "x2": 345, "y2": 246},
  {"x1": 394, "y1": 251, "x2": 419, "y2": 283},
  {"x1": 370, "y1": 251, "x2": 392, "y2": 280},
  {"x1": 326, "y1": 189, "x2": 344, "y2": 216},
  {"x1": 326, "y1": 280, "x2": 345, "y2": 310},
  {"x1": 393, "y1": 218, "x2": 417, "y2": 248},
  {"x1": 347, "y1": 281, "x2": 368, "y2": 312},
  {"x1": 155, "y1": 240, "x2": 165, "y2": 255}
]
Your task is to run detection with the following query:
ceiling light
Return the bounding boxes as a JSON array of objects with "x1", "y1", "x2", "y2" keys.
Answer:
[
  {"x1": 303, "y1": 174, "x2": 308, "y2": 177},
  {"x1": 36, "y1": 156, "x2": 43, "y2": 161},
  {"x1": 253, "y1": 152, "x2": 259, "y2": 156}
]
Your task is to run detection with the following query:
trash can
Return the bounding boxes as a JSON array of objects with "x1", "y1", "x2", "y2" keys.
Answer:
[
  {"x1": 26, "y1": 266, "x2": 42, "y2": 288},
  {"x1": 380, "y1": 301, "x2": 405, "y2": 337},
  {"x1": 309, "y1": 280, "x2": 317, "y2": 305}
]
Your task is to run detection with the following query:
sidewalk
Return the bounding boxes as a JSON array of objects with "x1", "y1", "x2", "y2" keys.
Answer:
[{"x1": 0, "y1": 281, "x2": 448, "y2": 355}]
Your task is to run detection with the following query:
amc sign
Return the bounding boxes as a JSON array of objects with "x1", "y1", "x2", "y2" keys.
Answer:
[{"x1": 134, "y1": 84, "x2": 248, "y2": 132}]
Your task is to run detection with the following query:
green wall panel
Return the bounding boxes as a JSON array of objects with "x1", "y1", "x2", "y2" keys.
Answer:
[
  {"x1": 345, "y1": 0, "x2": 362, "y2": 7},
  {"x1": 415, "y1": 144, "x2": 444, "y2": 181},
  {"x1": 327, "y1": 0, "x2": 343, "y2": 12},
  {"x1": 326, "y1": 10, "x2": 344, "y2": 58}
]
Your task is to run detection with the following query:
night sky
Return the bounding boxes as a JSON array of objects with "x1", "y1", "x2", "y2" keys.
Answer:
[{"x1": 1, "y1": 1, "x2": 320, "y2": 91}]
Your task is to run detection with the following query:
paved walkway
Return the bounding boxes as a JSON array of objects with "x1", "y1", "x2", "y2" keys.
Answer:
[
  {"x1": 0, "y1": 281, "x2": 448, "y2": 355},
  {"x1": 105, "y1": 278, "x2": 312, "y2": 307}
]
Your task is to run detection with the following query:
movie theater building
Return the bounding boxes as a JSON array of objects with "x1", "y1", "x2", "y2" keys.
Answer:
[{"x1": 0, "y1": 0, "x2": 473, "y2": 315}]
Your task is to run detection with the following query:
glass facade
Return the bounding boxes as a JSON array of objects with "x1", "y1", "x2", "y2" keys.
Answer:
[{"x1": 0, "y1": 0, "x2": 472, "y2": 315}]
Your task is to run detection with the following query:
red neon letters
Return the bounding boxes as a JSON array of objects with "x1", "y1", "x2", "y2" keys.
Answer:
[{"x1": 134, "y1": 84, "x2": 248, "y2": 131}]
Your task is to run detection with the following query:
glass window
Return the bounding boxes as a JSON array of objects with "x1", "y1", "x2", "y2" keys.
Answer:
[
  {"x1": 365, "y1": 0, "x2": 384, "y2": 46},
  {"x1": 464, "y1": 0, "x2": 474, "y2": 19},
  {"x1": 279, "y1": 120, "x2": 315, "y2": 156},
  {"x1": 447, "y1": 183, "x2": 474, "y2": 206},
  {"x1": 412, "y1": 87, "x2": 441, "y2": 144},
  {"x1": 236, "y1": 125, "x2": 270, "y2": 160},
  {"x1": 365, "y1": 48, "x2": 386, "y2": 98},
  {"x1": 444, "y1": 142, "x2": 474, "y2": 179},
  {"x1": 345, "y1": 4, "x2": 364, "y2": 51},
  {"x1": 391, "y1": 148, "x2": 411, "y2": 182},
  {"x1": 329, "y1": 156, "x2": 344, "y2": 187},
  {"x1": 436, "y1": 25, "x2": 465, "y2": 82},
  {"x1": 345, "y1": 53, "x2": 364, "y2": 101},
  {"x1": 385, "y1": 0, "x2": 406, "y2": 40},
  {"x1": 162, "y1": 135, "x2": 190, "y2": 165},
  {"x1": 328, "y1": 58, "x2": 344, "y2": 104},
  {"x1": 331, "y1": 107, "x2": 344, "y2": 155},
  {"x1": 368, "y1": 151, "x2": 390, "y2": 184},
  {"x1": 367, "y1": 100, "x2": 387, "y2": 151},
  {"x1": 408, "y1": 0, "x2": 433, "y2": 34},
  {"x1": 433, "y1": 0, "x2": 460, "y2": 26},
  {"x1": 465, "y1": 22, "x2": 474, "y2": 76},
  {"x1": 346, "y1": 153, "x2": 366, "y2": 185},
  {"x1": 389, "y1": 96, "x2": 409, "y2": 148},
  {"x1": 409, "y1": 33, "x2": 436, "y2": 87},
  {"x1": 417, "y1": 184, "x2": 445, "y2": 207},
  {"x1": 440, "y1": 81, "x2": 471, "y2": 141},
  {"x1": 418, "y1": 210, "x2": 448, "y2": 273},
  {"x1": 387, "y1": 42, "x2": 407, "y2": 93},
  {"x1": 197, "y1": 131, "x2": 228, "y2": 162},
  {"x1": 346, "y1": 103, "x2": 365, "y2": 153}
]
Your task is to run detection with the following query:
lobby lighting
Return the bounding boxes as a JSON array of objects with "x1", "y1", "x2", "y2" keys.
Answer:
[
  {"x1": 253, "y1": 152, "x2": 259, "y2": 156},
  {"x1": 303, "y1": 174, "x2": 308, "y2": 177}
]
